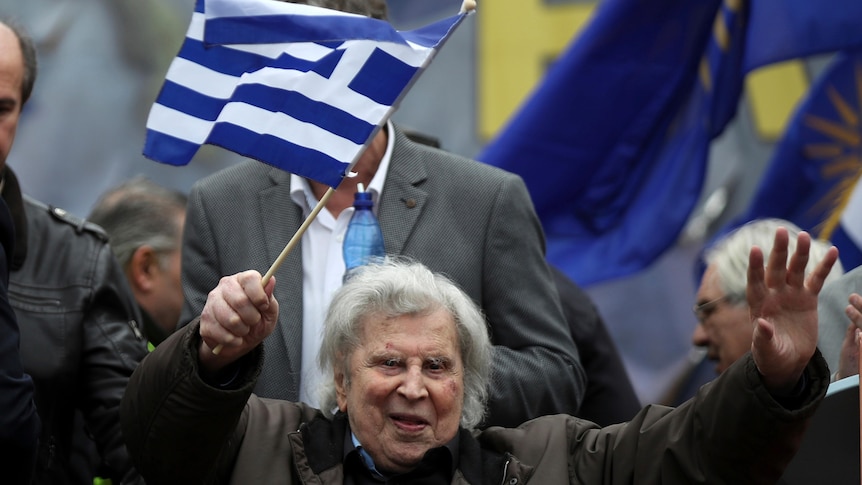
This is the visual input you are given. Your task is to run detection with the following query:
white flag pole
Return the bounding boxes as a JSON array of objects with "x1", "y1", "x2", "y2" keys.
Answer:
[
  {"x1": 262, "y1": 186, "x2": 336, "y2": 284},
  {"x1": 211, "y1": 186, "x2": 336, "y2": 355}
]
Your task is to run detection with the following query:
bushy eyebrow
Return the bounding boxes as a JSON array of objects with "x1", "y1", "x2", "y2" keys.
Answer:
[
  {"x1": 366, "y1": 351, "x2": 454, "y2": 366},
  {"x1": 427, "y1": 356, "x2": 452, "y2": 367}
]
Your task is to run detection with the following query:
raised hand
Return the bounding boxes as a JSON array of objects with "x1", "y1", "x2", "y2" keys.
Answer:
[
  {"x1": 198, "y1": 270, "x2": 279, "y2": 373},
  {"x1": 835, "y1": 293, "x2": 862, "y2": 380},
  {"x1": 746, "y1": 228, "x2": 839, "y2": 393}
]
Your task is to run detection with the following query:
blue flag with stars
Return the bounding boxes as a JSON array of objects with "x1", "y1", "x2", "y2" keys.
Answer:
[
  {"x1": 480, "y1": 0, "x2": 862, "y2": 286},
  {"x1": 478, "y1": 0, "x2": 740, "y2": 286},
  {"x1": 737, "y1": 48, "x2": 862, "y2": 271}
]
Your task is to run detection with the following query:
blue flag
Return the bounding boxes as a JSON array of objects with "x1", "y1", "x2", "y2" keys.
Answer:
[
  {"x1": 737, "y1": 48, "x2": 862, "y2": 270},
  {"x1": 479, "y1": 0, "x2": 862, "y2": 286},
  {"x1": 744, "y1": 0, "x2": 862, "y2": 72},
  {"x1": 478, "y1": 0, "x2": 739, "y2": 286},
  {"x1": 144, "y1": 0, "x2": 467, "y2": 188}
]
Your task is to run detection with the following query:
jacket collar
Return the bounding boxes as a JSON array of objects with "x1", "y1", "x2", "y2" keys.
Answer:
[
  {"x1": 141, "y1": 308, "x2": 170, "y2": 347},
  {"x1": 458, "y1": 428, "x2": 504, "y2": 485},
  {"x1": 299, "y1": 413, "x2": 513, "y2": 485},
  {"x1": 374, "y1": 127, "x2": 429, "y2": 256},
  {"x1": 301, "y1": 412, "x2": 349, "y2": 474},
  {"x1": 1, "y1": 167, "x2": 28, "y2": 270}
]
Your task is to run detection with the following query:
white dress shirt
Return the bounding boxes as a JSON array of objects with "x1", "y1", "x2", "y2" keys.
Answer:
[{"x1": 289, "y1": 122, "x2": 394, "y2": 407}]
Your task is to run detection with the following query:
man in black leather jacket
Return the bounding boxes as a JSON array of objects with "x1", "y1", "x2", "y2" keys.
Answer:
[
  {"x1": 0, "y1": 156, "x2": 40, "y2": 485},
  {"x1": 0, "y1": 18, "x2": 149, "y2": 484}
]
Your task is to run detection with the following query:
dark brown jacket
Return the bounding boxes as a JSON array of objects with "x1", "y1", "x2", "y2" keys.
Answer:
[{"x1": 123, "y1": 322, "x2": 829, "y2": 484}]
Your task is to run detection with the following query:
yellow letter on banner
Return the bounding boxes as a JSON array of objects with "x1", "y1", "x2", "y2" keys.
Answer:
[
  {"x1": 477, "y1": 0, "x2": 810, "y2": 144},
  {"x1": 478, "y1": 0, "x2": 595, "y2": 140},
  {"x1": 746, "y1": 60, "x2": 809, "y2": 141}
]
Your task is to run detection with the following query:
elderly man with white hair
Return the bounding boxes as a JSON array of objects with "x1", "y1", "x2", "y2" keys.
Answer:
[
  {"x1": 692, "y1": 218, "x2": 843, "y2": 376},
  {"x1": 123, "y1": 227, "x2": 836, "y2": 484}
]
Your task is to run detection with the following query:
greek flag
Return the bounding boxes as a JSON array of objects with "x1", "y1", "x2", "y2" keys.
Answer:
[{"x1": 144, "y1": 0, "x2": 468, "y2": 187}]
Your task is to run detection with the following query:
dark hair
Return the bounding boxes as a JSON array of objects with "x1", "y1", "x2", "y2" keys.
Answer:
[
  {"x1": 279, "y1": 0, "x2": 389, "y2": 20},
  {"x1": 341, "y1": 0, "x2": 388, "y2": 19},
  {"x1": 88, "y1": 176, "x2": 188, "y2": 270},
  {"x1": 0, "y1": 18, "x2": 38, "y2": 105}
]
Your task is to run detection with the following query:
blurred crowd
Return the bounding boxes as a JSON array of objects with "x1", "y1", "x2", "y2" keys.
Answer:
[{"x1": 1, "y1": 1, "x2": 861, "y2": 484}]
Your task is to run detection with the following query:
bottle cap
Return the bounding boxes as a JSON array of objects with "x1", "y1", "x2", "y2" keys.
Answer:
[{"x1": 353, "y1": 183, "x2": 373, "y2": 207}]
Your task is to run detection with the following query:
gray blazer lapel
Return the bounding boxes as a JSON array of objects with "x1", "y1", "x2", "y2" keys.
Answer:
[
  {"x1": 255, "y1": 168, "x2": 304, "y2": 401},
  {"x1": 379, "y1": 128, "x2": 429, "y2": 255}
]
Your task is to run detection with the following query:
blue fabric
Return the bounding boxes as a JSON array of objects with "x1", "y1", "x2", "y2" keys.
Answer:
[
  {"x1": 144, "y1": 0, "x2": 466, "y2": 188},
  {"x1": 735, "y1": 48, "x2": 862, "y2": 271},
  {"x1": 479, "y1": 0, "x2": 862, "y2": 286},
  {"x1": 744, "y1": 0, "x2": 862, "y2": 72},
  {"x1": 204, "y1": 12, "x2": 405, "y2": 46},
  {"x1": 478, "y1": 0, "x2": 732, "y2": 286},
  {"x1": 203, "y1": 0, "x2": 462, "y2": 49}
]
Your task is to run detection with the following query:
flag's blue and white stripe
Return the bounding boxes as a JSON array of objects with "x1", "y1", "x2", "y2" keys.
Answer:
[
  {"x1": 144, "y1": 0, "x2": 466, "y2": 187},
  {"x1": 204, "y1": 0, "x2": 407, "y2": 46}
]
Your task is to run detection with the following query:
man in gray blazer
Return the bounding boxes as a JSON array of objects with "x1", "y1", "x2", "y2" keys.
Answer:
[{"x1": 179, "y1": 123, "x2": 586, "y2": 427}]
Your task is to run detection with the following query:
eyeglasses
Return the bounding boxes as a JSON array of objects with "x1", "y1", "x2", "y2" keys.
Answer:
[{"x1": 692, "y1": 295, "x2": 732, "y2": 323}]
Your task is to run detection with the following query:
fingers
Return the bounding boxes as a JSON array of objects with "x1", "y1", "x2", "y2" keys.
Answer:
[
  {"x1": 261, "y1": 276, "x2": 279, "y2": 323},
  {"x1": 747, "y1": 245, "x2": 766, "y2": 309},
  {"x1": 846, "y1": 293, "x2": 862, "y2": 328},
  {"x1": 838, "y1": 324, "x2": 862, "y2": 380},
  {"x1": 748, "y1": 228, "x2": 835, "y2": 389},
  {"x1": 755, "y1": 227, "x2": 837, "y2": 295},
  {"x1": 785, "y1": 231, "x2": 810, "y2": 288},
  {"x1": 764, "y1": 227, "x2": 789, "y2": 289},
  {"x1": 803, "y1": 245, "x2": 838, "y2": 295},
  {"x1": 200, "y1": 270, "x2": 272, "y2": 350},
  {"x1": 752, "y1": 317, "x2": 775, "y2": 346}
]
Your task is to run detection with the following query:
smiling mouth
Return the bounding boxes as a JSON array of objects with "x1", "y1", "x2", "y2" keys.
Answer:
[{"x1": 390, "y1": 414, "x2": 429, "y2": 432}]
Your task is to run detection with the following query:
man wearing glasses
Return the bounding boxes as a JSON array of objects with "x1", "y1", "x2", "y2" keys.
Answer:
[{"x1": 692, "y1": 219, "x2": 843, "y2": 375}]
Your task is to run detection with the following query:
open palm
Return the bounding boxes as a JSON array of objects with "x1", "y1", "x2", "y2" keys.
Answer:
[{"x1": 747, "y1": 229, "x2": 838, "y2": 393}]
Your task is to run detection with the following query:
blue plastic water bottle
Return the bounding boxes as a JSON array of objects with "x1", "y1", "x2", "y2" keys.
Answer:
[{"x1": 343, "y1": 183, "x2": 385, "y2": 280}]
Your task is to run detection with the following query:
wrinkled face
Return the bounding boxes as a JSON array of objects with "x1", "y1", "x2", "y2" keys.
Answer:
[
  {"x1": 692, "y1": 264, "x2": 752, "y2": 374},
  {"x1": 0, "y1": 24, "x2": 24, "y2": 172},
  {"x1": 336, "y1": 308, "x2": 464, "y2": 474}
]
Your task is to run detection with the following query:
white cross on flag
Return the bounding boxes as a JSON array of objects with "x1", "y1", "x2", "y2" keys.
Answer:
[{"x1": 144, "y1": 0, "x2": 469, "y2": 187}]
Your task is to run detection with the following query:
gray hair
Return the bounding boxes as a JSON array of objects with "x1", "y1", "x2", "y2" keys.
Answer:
[
  {"x1": 318, "y1": 258, "x2": 491, "y2": 429},
  {"x1": 0, "y1": 17, "x2": 38, "y2": 105},
  {"x1": 88, "y1": 176, "x2": 188, "y2": 270},
  {"x1": 704, "y1": 218, "x2": 844, "y2": 304}
]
